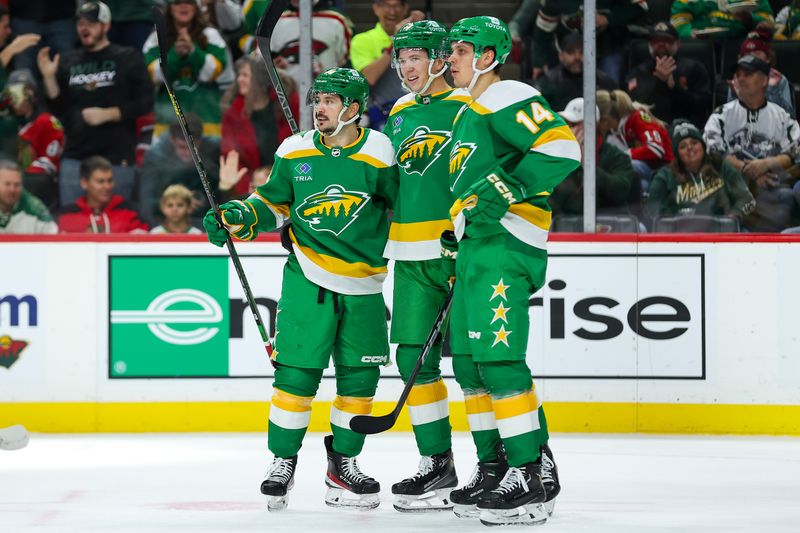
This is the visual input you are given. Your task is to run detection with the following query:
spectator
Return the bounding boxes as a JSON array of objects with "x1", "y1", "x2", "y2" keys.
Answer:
[
  {"x1": 0, "y1": 158, "x2": 57, "y2": 234},
  {"x1": 726, "y1": 29, "x2": 794, "y2": 116},
  {"x1": 238, "y1": 0, "x2": 267, "y2": 54},
  {"x1": 199, "y1": 0, "x2": 244, "y2": 33},
  {"x1": 704, "y1": 55, "x2": 800, "y2": 232},
  {"x1": 8, "y1": 0, "x2": 76, "y2": 77},
  {"x1": 534, "y1": 32, "x2": 617, "y2": 118},
  {"x1": 0, "y1": 6, "x2": 41, "y2": 86},
  {"x1": 220, "y1": 55, "x2": 299, "y2": 197},
  {"x1": 775, "y1": 1, "x2": 800, "y2": 40},
  {"x1": 104, "y1": 0, "x2": 156, "y2": 51},
  {"x1": 597, "y1": 90, "x2": 674, "y2": 194},
  {"x1": 648, "y1": 121, "x2": 755, "y2": 225},
  {"x1": 143, "y1": 0, "x2": 235, "y2": 138},
  {"x1": 269, "y1": 0, "x2": 353, "y2": 90},
  {"x1": 531, "y1": 0, "x2": 648, "y2": 84},
  {"x1": 37, "y1": 1, "x2": 153, "y2": 207},
  {"x1": 509, "y1": 0, "x2": 541, "y2": 67},
  {"x1": 670, "y1": 0, "x2": 773, "y2": 41},
  {"x1": 139, "y1": 113, "x2": 220, "y2": 226},
  {"x1": 625, "y1": 22, "x2": 712, "y2": 128},
  {"x1": 350, "y1": 0, "x2": 421, "y2": 129},
  {"x1": 549, "y1": 97, "x2": 637, "y2": 217},
  {"x1": 57, "y1": 155, "x2": 149, "y2": 233},
  {"x1": 249, "y1": 165, "x2": 270, "y2": 195},
  {"x1": 1, "y1": 70, "x2": 64, "y2": 210},
  {"x1": 149, "y1": 183, "x2": 203, "y2": 234}
]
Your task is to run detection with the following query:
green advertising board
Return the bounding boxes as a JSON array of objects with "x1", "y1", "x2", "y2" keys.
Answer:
[{"x1": 109, "y1": 256, "x2": 230, "y2": 377}]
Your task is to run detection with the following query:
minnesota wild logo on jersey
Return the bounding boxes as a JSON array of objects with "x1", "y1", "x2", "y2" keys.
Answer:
[
  {"x1": 295, "y1": 184, "x2": 371, "y2": 236},
  {"x1": 449, "y1": 140, "x2": 477, "y2": 189},
  {"x1": 397, "y1": 126, "x2": 452, "y2": 176}
]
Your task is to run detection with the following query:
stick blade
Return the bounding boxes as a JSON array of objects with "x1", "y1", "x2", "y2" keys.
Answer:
[{"x1": 349, "y1": 413, "x2": 397, "y2": 435}]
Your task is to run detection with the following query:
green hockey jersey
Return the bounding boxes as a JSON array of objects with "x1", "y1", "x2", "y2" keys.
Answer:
[
  {"x1": 449, "y1": 80, "x2": 580, "y2": 250},
  {"x1": 382, "y1": 88, "x2": 471, "y2": 260},
  {"x1": 247, "y1": 128, "x2": 398, "y2": 295}
]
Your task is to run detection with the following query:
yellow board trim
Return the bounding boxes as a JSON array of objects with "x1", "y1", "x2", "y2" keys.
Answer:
[
  {"x1": 388, "y1": 219, "x2": 453, "y2": 242},
  {"x1": 4, "y1": 402, "x2": 800, "y2": 435}
]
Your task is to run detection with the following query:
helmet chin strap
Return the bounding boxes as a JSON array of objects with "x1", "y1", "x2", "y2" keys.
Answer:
[
  {"x1": 466, "y1": 54, "x2": 498, "y2": 93},
  {"x1": 397, "y1": 59, "x2": 448, "y2": 95},
  {"x1": 315, "y1": 100, "x2": 359, "y2": 138}
]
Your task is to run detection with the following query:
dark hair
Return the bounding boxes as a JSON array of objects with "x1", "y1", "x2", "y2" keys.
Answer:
[
  {"x1": 0, "y1": 6, "x2": 9, "y2": 18},
  {"x1": 671, "y1": 148, "x2": 723, "y2": 185},
  {"x1": 79, "y1": 156, "x2": 113, "y2": 180},
  {"x1": 169, "y1": 112, "x2": 203, "y2": 139},
  {"x1": 163, "y1": 4, "x2": 209, "y2": 49}
]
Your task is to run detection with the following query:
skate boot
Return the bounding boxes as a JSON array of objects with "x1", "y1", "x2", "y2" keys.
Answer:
[
  {"x1": 450, "y1": 449, "x2": 508, "y2": 519},
  {"x1": 477, "y1": 461, "x2": 548, "y2": 527},
  {"x1": 391, "y1": 449, "x2": 458, "y2": 512},
  {"x1": 540, "y1": 443, "x2": 560, "y2": 517},
  {"x1": 259, "y1": 455, "x2": 297, "y2": 511},
  {"x1": 324, "y1": 434, "x2": 380, "y2": 510}
]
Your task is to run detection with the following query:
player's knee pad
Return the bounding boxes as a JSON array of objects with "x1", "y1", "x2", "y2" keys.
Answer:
[
  {"x1": 273, "y1": 364, "x2": 324, "y2": 398},
  {"x1": 395, "y1": 344, "x2": 442, "y2": 384},
  {"x1": 477, "y1": 360, "x2": 534, "y2": 396},
  {"x1": 334, "y1": 365, "x2": 380, "y2": 397}
]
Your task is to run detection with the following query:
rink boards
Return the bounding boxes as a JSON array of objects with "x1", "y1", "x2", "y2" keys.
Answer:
[{"x1": 1, "y1": 233, "x2": 799, "y2": 434}]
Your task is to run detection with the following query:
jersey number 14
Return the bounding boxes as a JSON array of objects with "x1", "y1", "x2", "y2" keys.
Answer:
[{"x1": 515, "y1": 102, "x2": 555, "y2": 135}]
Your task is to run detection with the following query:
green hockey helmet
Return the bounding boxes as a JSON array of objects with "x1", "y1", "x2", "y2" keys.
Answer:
[
  {"x1": 448, "y1": 16, "x2": 512, "y2": 65},
  {"x1": 311, "y1": 67, "x2": 369, "y2": 114},
  {"x1": 392, "y1": 20, "x2": 450, "y2": 62}
]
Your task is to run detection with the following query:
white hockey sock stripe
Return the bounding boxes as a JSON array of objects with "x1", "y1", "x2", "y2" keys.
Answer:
[
  {"x1": 407, "y1": 380, "x2": 449, "y2": 426},
  {"x1": 493, "y1": 391, "x2": 541, "y2": 439},
  {"x1": 330, "y1": 395, "x2": 373, "y2": 430},
  {"x1": 465, "y1": 391, "x2": 497, "y2": 432},
  {"x1": 269, "y1": 388, "x2": 313, "y2": 430}
]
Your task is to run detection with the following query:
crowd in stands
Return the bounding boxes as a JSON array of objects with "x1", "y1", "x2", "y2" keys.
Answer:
[{"x1": 1, "y1": 0, "x2": 800, "y2": 235}]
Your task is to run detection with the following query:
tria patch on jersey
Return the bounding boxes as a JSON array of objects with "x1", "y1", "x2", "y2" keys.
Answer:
[
  {"x1": 397, "y1": 126, "x2": 452, "y2": 176},
  {"x1": 449, "y1": 140, "x2": 477, "y2": 189},
  {"x1": 295, "y1": 185, "x2": 371, "y2": 236}
]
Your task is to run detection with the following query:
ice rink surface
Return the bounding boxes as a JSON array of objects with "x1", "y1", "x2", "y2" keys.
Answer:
[{"x1": 2, "y1": 432, "x2": 798, "y2": 533}]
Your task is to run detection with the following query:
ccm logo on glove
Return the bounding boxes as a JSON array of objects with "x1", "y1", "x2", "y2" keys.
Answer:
[{"x1": 487, "y1": 173, "x2": 518, "y2": 204}]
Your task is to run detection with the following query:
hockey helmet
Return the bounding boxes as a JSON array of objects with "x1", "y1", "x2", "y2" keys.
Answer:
[
  {"x1": 392, "y1": 20, "x2": 450, "y2": 62},
  {"x1": 448, "y1": 16, "x2": 512, "y2": 65},
  {"x1": 310, "y1": 67, "x2": 369, "y2": 115}
]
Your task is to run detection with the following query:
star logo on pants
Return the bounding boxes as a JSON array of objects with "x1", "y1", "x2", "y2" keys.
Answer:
[
  {"x1": 492, "y1": 325, "x2": 512, "y2": 347},
  {"x1": 491, "y1": 302, "x2": 510, "y2": 324},
  {"x1": 490, "y1": 278, "x2": 510, "y2": 301}
]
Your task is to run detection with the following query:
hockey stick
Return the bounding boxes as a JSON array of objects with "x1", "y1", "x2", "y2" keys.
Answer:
[
  {"x1": 255, "y1": 0, "x2": 299, "y2": 135},
  {"x1": 349, "y1": 288, "x2": 454, "y2": 435},
  {"x1": 151, "y1": 6, "x2": 274, "y2": 357},
  {"x1": 0, "y1": 424, "x2": 29, "y2": 450}
]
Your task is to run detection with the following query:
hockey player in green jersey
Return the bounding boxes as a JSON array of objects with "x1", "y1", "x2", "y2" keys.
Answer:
[
  {"x1": 382, "y1": 19, "x2": 471, "y2": 513},
  {"x1": 445, "y1": 17, "x2": 581, "y2": 526},
  {"x1": 203, "y1": 67, "x2": 398, "y2": 512}
]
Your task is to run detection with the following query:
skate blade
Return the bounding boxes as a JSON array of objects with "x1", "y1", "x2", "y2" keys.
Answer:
[
  {"x1": 453, "y1": 502, "x2": 480, "y2": 518},
  {"x1": 544, "y1": 499, "x2": 555, "y2": 517},
  {"x1": 266, "y1": 494, "x2": 289, "y2": 512},
  {"x1": 479, "y1": 503, "x2": 548, "y2": 527},
  {"x1": 325, "y1": 485, "x2": 380, "y2": 510},
  {"x1": 393, "y1": 488, "x2": 454, "y2": 512}
]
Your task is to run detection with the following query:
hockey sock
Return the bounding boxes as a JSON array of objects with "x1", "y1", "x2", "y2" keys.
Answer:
[
  {"x1": 479, "y1": 360, "x2": 544, "y2": 467},
  {"x1": 396, "y1": 344, "x2": 452, "y2": 456},
  {"x1": 329, "y1": 365, "x2": 379, "y2": 457},
  {"x1": 268, "y1": 364, "x2": 323, "y2": 458},
  {"x1": 453, "y1": 354, "x2": 501, "y2": 462}
]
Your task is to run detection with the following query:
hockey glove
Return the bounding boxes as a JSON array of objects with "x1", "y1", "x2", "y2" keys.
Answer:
[
  {"x1": 450, "y1": 168, "x2": 525, "y2": 224},
  {"x1": 440, "y1": 230, "x2": 458, "y2": 288},
  {"x1": 202, "y1": 200, "x2": 260, "y2": 247}
]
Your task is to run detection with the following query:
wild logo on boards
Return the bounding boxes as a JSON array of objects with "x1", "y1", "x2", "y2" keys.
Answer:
[{"x1": 0, "y1": 335, "x2": 27, "y2": 369}]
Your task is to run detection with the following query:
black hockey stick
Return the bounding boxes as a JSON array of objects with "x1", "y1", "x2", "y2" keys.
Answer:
[
  {"x1": 349, "y1": 288, "x2": 454, "y2": 434},
  {"x1": 151, "y1": 6, "x2": 275, "y2": 358},
  {"x1": 255, "y1": 0, "x2": 299, "y2": 135}
]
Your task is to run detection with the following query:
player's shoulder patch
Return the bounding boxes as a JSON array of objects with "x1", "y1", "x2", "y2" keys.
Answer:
[
  {"x1": 276, "y1": 130, "x2": 323, "y2": 159},
  {"x1": 389, "y1": 93, "x2": 417, "y2": 117},
  {"x1": 472, "y1": 81, "x2": 541, "y2": 114},
  {"x1": 349, "y1": 129, "x2": 395, "y2": 168}
]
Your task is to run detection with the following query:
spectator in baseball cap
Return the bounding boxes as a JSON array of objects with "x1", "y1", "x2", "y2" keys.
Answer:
[
  {"x1": 77, "y1": 1, "x2": 112, "y2": 24},
  {"x1": 726, "y1": 29, "x2": 793, "y2": 115}
]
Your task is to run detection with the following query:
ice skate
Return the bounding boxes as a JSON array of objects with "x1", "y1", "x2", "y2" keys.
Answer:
[
  {"x1": 477, "y1": 462, "x2": 548, "y2": 527},
  {"x1": 450, "y1": 451, "x2": 508, "y2": 518},
  {"x1": 324, "y1": 435, "x2": 380, "y2": 510},
  {"x1": 540, "y1": 443, "x2": 560, "y2": 517},
  {"x1": 391, "y1": 449, "x2": 458, "y2": 512},
  {"x1": 260, "y1": 455, "x2": 297, "y2": 511}
]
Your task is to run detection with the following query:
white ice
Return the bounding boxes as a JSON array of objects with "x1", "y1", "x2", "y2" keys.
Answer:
[{"x1": 2, "y1": 433, "x2": 799, "y2": 533}]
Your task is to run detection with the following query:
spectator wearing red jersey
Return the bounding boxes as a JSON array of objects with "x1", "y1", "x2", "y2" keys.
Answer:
[
  {"x1": 1, "y1": 69, "x2": 64, "y2": 209},
  {"x1": 220, "y1": 55, "x2": 299, "y2": 197},
  {"x1": 597, "y1": 89, "x2": 673, "y2": 194},
  {"x1": 57, "y1": 155, "x2": 148, "y2": 233}
]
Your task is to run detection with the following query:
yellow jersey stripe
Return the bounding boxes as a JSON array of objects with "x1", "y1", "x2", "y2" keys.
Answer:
[
  {"x1": 290, "y1": 229, "x2": 388, "y2": 278},
  {"x1": 508, "y1": 202, "x2": 551, "y2": 231},
  {"x1": 388, "y1": 219, "x2": 453, "y2": 242},
  {"x1": 283, "y1": 148, "x2": 324, "y2": 159},
  {"x1": 468, "y1": 101, "x2": 493, "y2": 115},
  {"x1": 531, "y1": 125, "x2": 576, "y2": 149},
  {"x1": 407, "y1": 380, "x2": 449, "y2": 407},
  {"x1": 389, "y1": 99, "x2": 416, "y2": 116},
  {"x1": 250, "y1": 191, "x2": 290, "y2": 218},
  {"x1": 348, "y1": 152, "x2": 389, "y2": 168}
]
